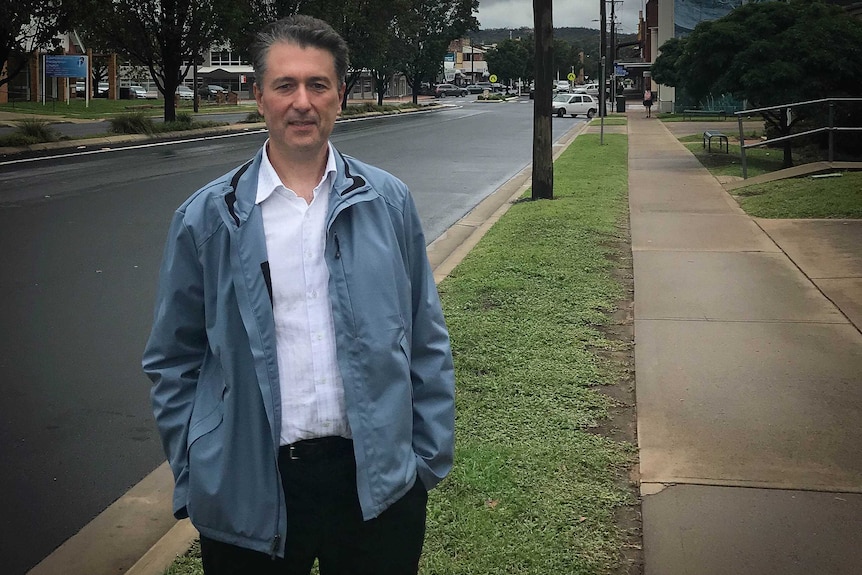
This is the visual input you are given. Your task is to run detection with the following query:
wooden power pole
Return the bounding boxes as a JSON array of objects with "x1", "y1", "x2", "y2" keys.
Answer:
[{"x1": 532, "y1": 0, "x2": 554, "y2": 200}]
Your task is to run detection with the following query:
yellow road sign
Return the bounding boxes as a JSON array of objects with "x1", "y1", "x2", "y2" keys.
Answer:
[{"x1": 489, "y1": 74, "x2": 498, "y2": 83}]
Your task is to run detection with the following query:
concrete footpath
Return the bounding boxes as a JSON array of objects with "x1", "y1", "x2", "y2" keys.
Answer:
[{"x1": 628, "y1": 109, "x2": 862, "y2": 574}]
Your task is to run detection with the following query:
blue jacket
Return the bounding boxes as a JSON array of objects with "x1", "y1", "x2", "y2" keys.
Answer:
[{"x1": 142, "y1": 146, "x2": 455, "y2": 557}]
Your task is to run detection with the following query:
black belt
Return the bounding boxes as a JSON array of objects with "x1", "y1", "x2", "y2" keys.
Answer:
[{"x1": 280, "y1": 436, "x2": 353, "y2": 461}]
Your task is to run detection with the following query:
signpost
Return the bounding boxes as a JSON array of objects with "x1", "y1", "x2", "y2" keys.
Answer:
[{"x1": 44, "y1": 55, "x2": 89, "y2": 106}]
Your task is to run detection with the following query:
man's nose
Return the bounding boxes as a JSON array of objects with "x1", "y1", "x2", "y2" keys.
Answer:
[{"x1": 293, "y1": 86, "x2": 312, "y2": 109}]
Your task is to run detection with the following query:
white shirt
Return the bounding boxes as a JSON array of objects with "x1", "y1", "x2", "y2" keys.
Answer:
[{"x1": 256, "y1": 141, "x2": 350, "y2": 445}]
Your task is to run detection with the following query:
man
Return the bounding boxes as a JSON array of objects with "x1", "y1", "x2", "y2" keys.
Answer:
[{"x1": 142, "y1": 15, "x2": 455, "y2": 575}]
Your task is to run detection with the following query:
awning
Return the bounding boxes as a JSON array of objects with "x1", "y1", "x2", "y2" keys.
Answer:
[{"x1": 196, "y1": 66, "x2": 255, "y2": 81}]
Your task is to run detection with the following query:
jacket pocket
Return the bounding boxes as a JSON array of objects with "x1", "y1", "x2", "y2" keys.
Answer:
[{"x1": 188, "y1": 402, "x2": 224, "y2": 449}]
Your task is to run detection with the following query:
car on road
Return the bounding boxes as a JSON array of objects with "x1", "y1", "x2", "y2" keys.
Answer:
[
  {"x1": 435, "y1": 83, "x2": 467, "y2": 97},
  {"x1": 554, "y1": 80, "x2": 571, "y2": 92},
  {"x1": 467, "y1": 81, "x2": 505, "y2": 94},
  {"x1": 95, "y1": 82, "x2": 109, "y2": 97},
  {"x1": 176, "y1": 85, "x2": 195, "y2": 100},
  {"x1": 199, "y1": 84, "x2": 227, "y2": 100},
  {"x1": 551, "y1": 92, "x2": 598, "y2": 118}
]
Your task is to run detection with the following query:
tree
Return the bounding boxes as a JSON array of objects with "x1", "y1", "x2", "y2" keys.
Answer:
[
  {"x1": 396, "y1": 0, "x2": 478, "y2": 104},
  {"x1": 485, "y1": 38, "x2": 531, "y2": 87},
  {"x1": 652, "y1": 0, "x2": 862, "y2": 166},
  {"x1": 1, "y1": 1, "x2": 72, "y2": 89},
  {"x1": 74, "y1": 0, "x2": 221, "y2": 121}
]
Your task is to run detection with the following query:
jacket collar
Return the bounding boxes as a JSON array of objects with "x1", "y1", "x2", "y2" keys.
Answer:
[{"x1": 223, "y1": 143, "x2": 373, "y2": 228}]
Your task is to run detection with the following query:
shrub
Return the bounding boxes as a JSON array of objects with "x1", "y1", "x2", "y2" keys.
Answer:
[
  {"x1": 175, "y1": 112, "x2": 193, "y2": 124},
  {"x1": 109, "y1": 112, "x2": 155, "y2": 135},
  {"x1": 243, "y1": 110, "x2": 264, "y2": 123},
  {"x1": 0, "y1": 133, "x2": 39, "y2": 147},
  {"x1": 15, "y1": 118, "x2": 59, "y2": 142}
]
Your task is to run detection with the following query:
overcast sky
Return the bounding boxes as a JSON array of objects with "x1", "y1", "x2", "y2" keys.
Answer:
[{"x1": 476, "y1": 0, "x2": 643, "y2": 36}]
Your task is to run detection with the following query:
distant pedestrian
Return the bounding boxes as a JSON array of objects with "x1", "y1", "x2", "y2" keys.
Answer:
[
  {"x1": 643, "y1": 89, "x2": 653, "y2": 117},
  {"x1": 143, "y1": 14, "x2": 455, "y2": 575}
]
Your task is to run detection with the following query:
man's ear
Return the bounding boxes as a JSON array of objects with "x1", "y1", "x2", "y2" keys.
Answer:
[{"x1": 253, "y1": 83, "x2": 264, "y2": 114}]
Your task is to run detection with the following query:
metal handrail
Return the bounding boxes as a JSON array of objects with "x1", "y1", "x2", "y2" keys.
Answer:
[{"x1": 734, "y1": 97, "x2": 862, "y2": 178}]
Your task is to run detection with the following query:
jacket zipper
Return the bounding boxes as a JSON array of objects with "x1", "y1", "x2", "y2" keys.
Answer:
[
  {"x1": 334, "y1": 232, "x2": 341, "y2": 259},
  {"x1": 270, "y1": 533, "x2": 281, "y2": 559}
]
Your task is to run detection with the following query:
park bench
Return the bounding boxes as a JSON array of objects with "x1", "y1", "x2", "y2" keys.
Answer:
[
  {"x1": 703, "y1": 130, "x2": 729, "y2": 153},
  {"x1": 683, "y1": 109, "x2": 727, "y2": 121}
]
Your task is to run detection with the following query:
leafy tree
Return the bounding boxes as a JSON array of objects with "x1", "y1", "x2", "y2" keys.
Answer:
[
  {"x1": 649, "y1": 36, "x2": 684, "y2": 89},
  {"x1": 652, "y1": 0, "x2": 862, "y2": 166},
  {"x1": 73, "y1": 0, "x2": 221, "y2": 121},
  {"x1": 485, "y1": 38, "x2": 531, "y2": 87},
  {"x1": 553, "y1": 39, "x2": 581, "y2": 82},
  {"x1": 1, "y1": 0, "x2": 72, "y2": 89},
  {"x1": 396, "y1": 0, "x2": 479, "y2": 104}
]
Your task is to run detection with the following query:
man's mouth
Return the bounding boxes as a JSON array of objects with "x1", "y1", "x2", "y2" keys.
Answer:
[{"x1": 288, "y1": 118, "x2": 316, "y2": 127}]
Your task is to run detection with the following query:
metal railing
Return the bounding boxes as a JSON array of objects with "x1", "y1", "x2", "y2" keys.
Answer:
[{"x1": 735, "y1": 98, "x2": 862, "y2": 179}]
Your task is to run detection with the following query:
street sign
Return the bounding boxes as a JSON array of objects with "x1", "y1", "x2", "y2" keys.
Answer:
[
  {"x1": 614, "y1": 65, "x2": 628, "y2": 77},
  {"x1": 567, "y1": 72, "x2": 576, "y2": 82},
  {"x1": 489, "y1": 74, "x2": 498, "y2": 83}
]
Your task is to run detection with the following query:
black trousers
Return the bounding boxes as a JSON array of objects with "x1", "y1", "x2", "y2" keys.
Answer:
[{"x1": 200, "y1": 437, "x2": 428, "y2": 575}]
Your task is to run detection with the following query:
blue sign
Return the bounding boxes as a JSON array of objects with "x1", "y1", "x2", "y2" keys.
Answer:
[
  {"x1": 45, "y1": 55, "x2": 88, "y2": 78},
  {"x1": 444, "y1": 53, "x2": 455, "y2": 62},
  {"x1": 614, "y1": 65, "x2": 628, "y2": 77}
]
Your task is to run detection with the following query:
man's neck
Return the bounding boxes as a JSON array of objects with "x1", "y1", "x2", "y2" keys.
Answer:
[{"x1": 267, "y1": 142, "x2": 329, "y2": 203}]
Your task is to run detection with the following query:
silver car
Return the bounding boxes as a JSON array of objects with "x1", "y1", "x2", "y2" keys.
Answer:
[{"x1": 551, "y1": 92, "x2": 598, "y2": 118}]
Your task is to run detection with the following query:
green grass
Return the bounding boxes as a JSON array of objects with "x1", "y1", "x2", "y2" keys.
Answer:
[
  {"x1": 590, "y1": 116, "x2": 627, "y2": 126},
  {"x1": 425, "y1": 133, "x2": 635, "y2": 574},
  {"x1": 734, "y1": 171, "x2": 862, "y2": 218},
  {"x1": 680, "y1": 136, "x2": 787, "y2": 179},
  {"x1": 0, "y1": 98, "x2": 255, "y2": 119},
  {"x1": 677, "y1": 134, "x2": 862, "y2": 219},
  {"x1": 159, "y1": 134, "x2": 636, "y2": 575}
]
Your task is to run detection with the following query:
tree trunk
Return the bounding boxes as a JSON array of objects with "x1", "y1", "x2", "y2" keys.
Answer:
[{"x1": 531, "y1": 0, "x2": 554, "y2": 200}]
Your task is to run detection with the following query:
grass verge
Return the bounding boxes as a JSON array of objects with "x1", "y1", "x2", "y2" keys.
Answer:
[
  {"x1": 679, "y1": 135, "x2": 788, "y2": 179},
  {"x1": 677, "y1": 135, "x2": 862, "y2": 219},
  {"x1": 426, "y1": 132, "x2": 636, "y2": 574},
  {"x1": 733, "y1": 171, "x2": 862, "y2": 219},
  {"x1": 0, "y1": 98, "x2": 256, "y2": 119},
  {"x1": 161, "y1": 133, "x2": 638, "y2": 574},
  {"x1": 590, "y1": 116, "x2": 627, "y2": 126}
]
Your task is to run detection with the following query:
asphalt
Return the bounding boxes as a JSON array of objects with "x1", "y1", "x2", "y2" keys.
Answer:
[{"x1": 13, "y1": 104, "x2": 862, "y2": 574}]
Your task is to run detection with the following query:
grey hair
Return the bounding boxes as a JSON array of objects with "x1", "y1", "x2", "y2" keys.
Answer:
[{"x1": 250, "y1": 15, "x2": 349, "y2": 88}]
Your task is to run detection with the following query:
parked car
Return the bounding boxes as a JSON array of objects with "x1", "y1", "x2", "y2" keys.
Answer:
[
  {"x1": 551, "y1": 92, "x2": 598, "y2": 118},
  {"x1": 554, "y1": 80, "x2": 571, "y2": 92},
  {"x1": 199, "y1": 84, "x2": 227, "y2": 99},
  {"x1": 176, "y1": 85, "x2": 195, "y2": 100},
  {"x1": 581, "y1": 82, "x2": 599, "y2": 96},
  {"x1": 469, "y1": 81, "x2": 505, "y2": 94},
  {"x1": 435, "y1": 83, "x2": 467, "y2": 97},
  {"x1": 417, "y1": 82, "x2": 436, "y2": 96},
  {"x1": 129, "y1": 85, "x2": 149, "y2": 99},
  {"x1": 465, "y1": 84, "x2": 485, "y2": 94},
  {"x1": 95, "y1": 82, "x2": 109, "y2": 97}
]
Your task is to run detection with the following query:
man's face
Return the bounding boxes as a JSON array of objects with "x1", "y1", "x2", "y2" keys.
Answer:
[{"x1": 254, "y1": 41, "x2": 345, "y2": 160}]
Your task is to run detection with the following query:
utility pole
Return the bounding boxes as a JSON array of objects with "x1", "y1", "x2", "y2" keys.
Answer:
[
  {"x1": 599, "y1": 0, "x2": 607, "y2": 118},
  {"x1": 532, "y1": 0, "x2": 554, "y2": 200}
]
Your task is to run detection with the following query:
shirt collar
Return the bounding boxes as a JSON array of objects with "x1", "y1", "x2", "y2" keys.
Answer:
[{"x1": 255, "y1": 140, "x2": 337, "y2": 205}]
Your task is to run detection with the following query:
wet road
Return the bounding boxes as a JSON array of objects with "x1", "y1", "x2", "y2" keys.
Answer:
[{"x1": 0, "y1": 99, "x2": 583, "y2": 574}]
